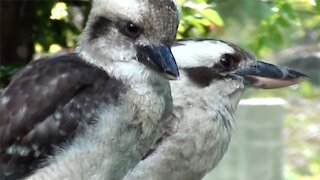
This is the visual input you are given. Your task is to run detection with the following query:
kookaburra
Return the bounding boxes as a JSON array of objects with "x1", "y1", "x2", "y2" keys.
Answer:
[
  {"x1": 0, "y1": 0, "x2": 180, "y2": 179},
  {"x1": 124, "y1": 39, "x2": 308, "y2": 180}
]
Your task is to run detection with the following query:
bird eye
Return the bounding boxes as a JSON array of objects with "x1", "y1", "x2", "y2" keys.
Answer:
[
  {"x1": 124, "y1": 22, "x2": 141, "y2": 39},
  {"x1": 220, "y1": 54, "x2": 239, "y2": 70}
]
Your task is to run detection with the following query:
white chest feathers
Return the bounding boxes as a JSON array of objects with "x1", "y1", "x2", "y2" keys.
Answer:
[{"x1": 27, "y1": 79, "x2": 172, "y2": 180}]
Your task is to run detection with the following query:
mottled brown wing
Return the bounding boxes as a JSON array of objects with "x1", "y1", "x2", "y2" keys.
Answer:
[{"x1": 0, "y1": 54, "x2": 120, "y2": 179}]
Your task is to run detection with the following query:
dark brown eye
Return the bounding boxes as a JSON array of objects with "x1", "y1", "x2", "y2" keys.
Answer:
[
  {"x1": 220, "y1": 54, "x2": 239, "y2": 70},
  {"x1": 124, "y1": 22, "x2": 141, "y2": 39}
]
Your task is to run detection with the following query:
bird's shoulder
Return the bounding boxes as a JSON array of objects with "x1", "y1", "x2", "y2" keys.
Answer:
[
  {"x1": 0, "y1": 53, "x2": 112, "y2": 130},
  {"x1": 0, "y1": 53, "x2": 126, "y2": 179}
]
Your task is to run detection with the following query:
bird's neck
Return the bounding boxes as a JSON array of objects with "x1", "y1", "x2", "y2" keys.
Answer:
[
  {"x1": 26, "y1": 98, "x2": 164, "y2": 180},
  {"x1": 170, "y1": 77, "x2": 243, "y2": 129},
  {"x1": 123, "y1": 85, "x2": 239, "y2": 180},
  {"x1": 76, "y1": 49, "x2": 167, "y2": 89}
]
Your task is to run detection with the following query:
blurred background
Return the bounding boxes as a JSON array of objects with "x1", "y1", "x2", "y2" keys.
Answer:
[{"x1": 0, "y1": 0, "x2": 319, "y2": 179}]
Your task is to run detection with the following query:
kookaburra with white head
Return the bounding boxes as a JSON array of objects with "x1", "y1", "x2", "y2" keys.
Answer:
[
  {"x1": 124, "y1": 39, "x2": 308, "y2": 180},
  {"x1": 0, "y1": 0, "x2": 180, "y2": 179}
]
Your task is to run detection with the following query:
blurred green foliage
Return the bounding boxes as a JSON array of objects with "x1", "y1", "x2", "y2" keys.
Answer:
[
  {"x1": 0, "y1": 64, "x2": 21, "y2": 87},
  {"x1": 29, "y1": 0, "x2": 319, "y2": 59},
  {"x1": 244, "y1": 81, "x2": 320, "y2": 100},
  {"x1": 177, "y1": 0, "x2": 320, "y2": 58},
  {"x1": 176, "y1": 0, "x2": 224, "y2": 38},
  {"x1": 284, "y1": 106, "x2": 320, "y2": 180},
  {"x1": 34, "y1": 1, "x2": 90, "y2": 54}
]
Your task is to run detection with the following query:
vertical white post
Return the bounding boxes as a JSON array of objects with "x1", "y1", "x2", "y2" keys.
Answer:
[{"x1": 204, "y1": 98, "x2": 286, "y2": 180}]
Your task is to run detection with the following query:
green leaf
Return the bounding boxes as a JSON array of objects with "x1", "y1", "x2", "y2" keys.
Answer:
[
  {"x1": 277, "y1": 16, "x2": 290, "y2": 28},
  {"x1": 316, "y1": 0, "x2": 320, "y2": 13},
  {"x1": 299, "y1": 81, "x2": 315, "y2": 98},
  {"x1": 186, "y1": 16, "x2": 206, "y2": 34},
  {"x1": 198, "y1": 18, "x2": 211, "y2": 26},
  {"x1": 194, "y1": 0, "x2": 207, "y2": 3},
  {"x1": 279, "y1": 3, "x2": 300, "y2": 26},
  {"x1": 199, "y1": 8, "x2": 224, "y2": 26},
  {"x1": 269, "y1": 25, "x2": 283, "y2": 45}
]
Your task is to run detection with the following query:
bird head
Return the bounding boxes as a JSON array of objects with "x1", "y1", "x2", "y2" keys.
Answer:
[
  {"x1": 77, "y1": 0, "x2": 180, "y2": 80},
  {"x1": 171, "y1": 39, "x2": 308, "y2": 108}
]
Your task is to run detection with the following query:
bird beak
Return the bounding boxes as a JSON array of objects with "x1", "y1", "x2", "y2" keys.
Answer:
[
  {"x1": 234, "y1": 60, "x2": 309, "y2": 89},
  {"x1": 135, "y1": 44, "x2": 180, "y2": 80}
]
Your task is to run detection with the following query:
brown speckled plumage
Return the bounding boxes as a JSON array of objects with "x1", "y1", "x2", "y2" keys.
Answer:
[{"x1": 0, "y1": 54, "x2": 125, "y2": 179}]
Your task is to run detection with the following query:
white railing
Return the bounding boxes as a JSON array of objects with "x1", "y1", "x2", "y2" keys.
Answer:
[{"x1": 204, "y1": 98, "x2": 286, "y2": 180}]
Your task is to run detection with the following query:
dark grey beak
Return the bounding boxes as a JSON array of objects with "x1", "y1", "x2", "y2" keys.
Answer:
[
  {"x1": 135, "y1": 44, "x2": 179, "y2": 80},
  {"x1": 234, "y1": 60, "x2": 309, "y2": 89}
]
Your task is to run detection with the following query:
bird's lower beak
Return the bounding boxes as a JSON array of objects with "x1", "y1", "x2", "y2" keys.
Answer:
[
  {"x1": 135, "y1": 44, "x2": 179, "y2": 80},
  {"x1": 234, "y1": 60, "x2": 309, "y2": 89}
]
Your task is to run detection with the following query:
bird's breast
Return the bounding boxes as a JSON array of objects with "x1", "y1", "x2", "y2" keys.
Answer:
[{"x1": 126, "y1": 84, "x2": 171, "y2": 137}]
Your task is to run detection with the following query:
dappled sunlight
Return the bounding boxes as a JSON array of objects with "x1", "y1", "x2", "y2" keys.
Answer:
[{"x1": 50, "y1": 2, "x2": 68, "y2": 20}]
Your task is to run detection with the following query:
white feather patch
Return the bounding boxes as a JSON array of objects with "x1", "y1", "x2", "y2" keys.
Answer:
[{"x1": 173, "y1": 40, "x2": 235, "y2": 68}]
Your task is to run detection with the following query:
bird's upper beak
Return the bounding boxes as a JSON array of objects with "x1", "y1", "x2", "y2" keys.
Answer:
[
  {"x1": 135, "y1": 44, "x2": 179, "y2": 80},
  {"x1": 234, "y1": 60, "x2": 309, "y2": 89}
]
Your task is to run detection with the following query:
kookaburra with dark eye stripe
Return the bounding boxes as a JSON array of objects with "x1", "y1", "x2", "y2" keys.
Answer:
[
  {"x1": 0, "y1": 0, "x2": 180, "y2": 179},
  {"x1": 124, "y1": 39, "x2": 308, "y2": 180}
]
